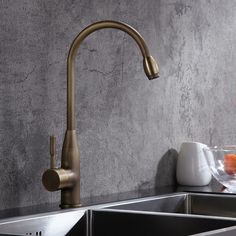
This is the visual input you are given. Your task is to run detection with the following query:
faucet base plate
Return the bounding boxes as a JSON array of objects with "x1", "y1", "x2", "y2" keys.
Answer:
[{"x1": 60, "y1": 203, "x2": 82, "y2": 209}]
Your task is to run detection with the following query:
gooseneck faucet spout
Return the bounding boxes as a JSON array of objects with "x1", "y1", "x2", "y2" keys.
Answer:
[
  {"x1": 42, "y1": 20, "x2": 160, "y2": 208},
  {"x1": 67, "y1": 20, "x2": 159, "y2": 130}
]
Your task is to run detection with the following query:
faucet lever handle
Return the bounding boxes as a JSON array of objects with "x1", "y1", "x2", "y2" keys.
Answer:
[{"x1": 50, "y1": 135, "x2": 56, "y2": 169}]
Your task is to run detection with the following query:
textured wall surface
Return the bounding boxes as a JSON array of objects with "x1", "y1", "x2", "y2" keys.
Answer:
[{"x1": 0, "y1": 0, "x2": 236, "y2": 210}]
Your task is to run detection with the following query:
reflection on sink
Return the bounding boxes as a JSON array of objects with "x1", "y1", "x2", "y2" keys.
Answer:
[
  {"x1": 0, "y1": 210, "x2": 86, "y2": 236},
  {"x1": 106, "y1": 193, "x2": 236, "y2": 218},
  {"x1": 85, "y1": 210, "x2": 236, "y2": 236}
]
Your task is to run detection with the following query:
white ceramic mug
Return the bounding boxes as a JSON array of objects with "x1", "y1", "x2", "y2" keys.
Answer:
[{"x1": 176, "y1": 142, "x2": 212, "y2": 186}]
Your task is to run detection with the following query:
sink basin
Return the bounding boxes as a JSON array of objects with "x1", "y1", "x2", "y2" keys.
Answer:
[
  {"x1": 81, "y1": 209, "x2": 236, "y2": 236},
  {"x1": 106, "y1": 193, "x2": 236, "y2": 218}
]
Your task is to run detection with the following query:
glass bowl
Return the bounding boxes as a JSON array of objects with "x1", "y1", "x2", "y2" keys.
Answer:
[{"x1": 204, "y1": 146, "x2": 236, "y2": 192}]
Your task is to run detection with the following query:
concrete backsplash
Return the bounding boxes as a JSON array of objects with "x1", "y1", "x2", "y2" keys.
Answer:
[{"x1": 0, "y1": 0, "x2": 236, "y2": 210}]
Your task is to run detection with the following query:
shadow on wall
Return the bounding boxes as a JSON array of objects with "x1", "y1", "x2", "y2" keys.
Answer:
[
  {"x1": 137, "y1": 149, "x2": 178, "y2": 192},
  {"x1": 155, "y1": 149, "x2": 178, "y2": 187}
]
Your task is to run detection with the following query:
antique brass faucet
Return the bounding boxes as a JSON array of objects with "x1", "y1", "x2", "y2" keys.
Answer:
[{"x1": 42, "y1": 20, "x2": 159, "y2": 208}]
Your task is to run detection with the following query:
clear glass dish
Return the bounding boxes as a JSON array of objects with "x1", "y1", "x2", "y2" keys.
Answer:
[{"x1": 204, "y1": 146, "x2": 236, "y2": 192}]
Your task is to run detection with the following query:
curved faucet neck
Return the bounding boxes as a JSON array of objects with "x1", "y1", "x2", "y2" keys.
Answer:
[{"x1": 67, "y1": 20, "x2": 158, "y2": 130}]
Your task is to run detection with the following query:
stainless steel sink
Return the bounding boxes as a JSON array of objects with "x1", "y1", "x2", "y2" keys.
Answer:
[
  {"x1": 83, "y1": 209, "x2": 236, "y2": 236},
  {"x1": 0, "y1": 210, "x2": 86, "y2": 236},
  {"x1": 1, "y1": 193, "x2": 236, "y2": 236},
  {"x1": 106, "y1": 193, "x2": 236, "y2": 218}
]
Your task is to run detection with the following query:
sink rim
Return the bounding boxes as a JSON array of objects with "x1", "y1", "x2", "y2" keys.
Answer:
[
  {"x1": 93, "y1": 207, "x2": 236, "y2": 222},
  {"x1": 1, "y1": 191, "x2": 236, "y2": 224},
  {"x1": 1, "y1": 192, "x2": 236, "y2": 223}
]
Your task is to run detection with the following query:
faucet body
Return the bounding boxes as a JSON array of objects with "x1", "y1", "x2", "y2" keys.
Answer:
[{"x1": 42, "y1": 20, "x2": 159, "y2": 208}]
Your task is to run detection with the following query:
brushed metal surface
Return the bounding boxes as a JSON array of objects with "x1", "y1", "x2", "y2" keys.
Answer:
[
  {"x1": 2, "y1": 193, "x2": 236, "y2": 236},
  {"x1": 107, "y1": 193, "x2": 236, "y2": 218},
  {"x1": 194, "y1": 225, "x2": 236, "y2": 236},
  {"x1": 0, "y1": 210, "x2": 85, "y2": 236},
  {"x1": 42, "y1": 20, "x2": 159, "y2": 208}
]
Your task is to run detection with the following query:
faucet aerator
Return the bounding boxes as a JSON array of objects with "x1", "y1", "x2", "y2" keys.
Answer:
[{"x1": 143, "y1": 56, "x2": 160, "y2": 80}]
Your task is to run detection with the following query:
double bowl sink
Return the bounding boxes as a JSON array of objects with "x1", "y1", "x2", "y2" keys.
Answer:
[{"x1": 1, "y1": 193, "x2": 236, "y2": 235}]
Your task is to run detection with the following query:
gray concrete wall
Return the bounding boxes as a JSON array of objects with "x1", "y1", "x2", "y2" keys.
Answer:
[{"x1": 0, "y1": 0, "x2": 235, "y2": 210}]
